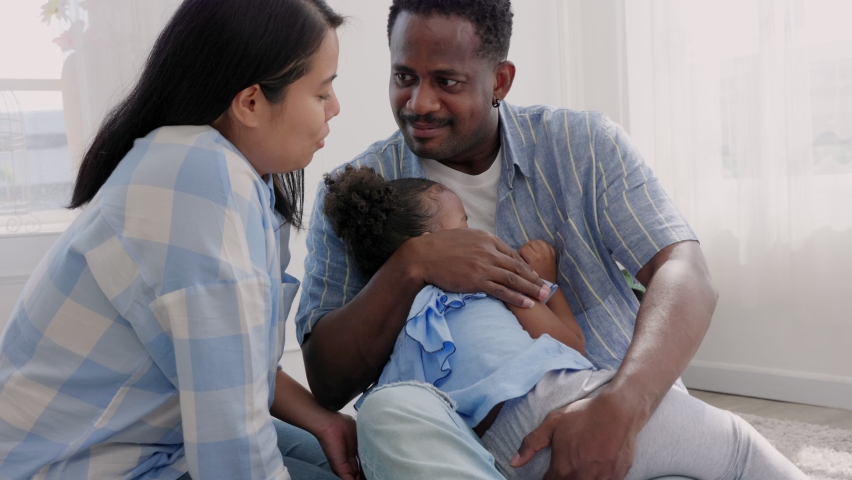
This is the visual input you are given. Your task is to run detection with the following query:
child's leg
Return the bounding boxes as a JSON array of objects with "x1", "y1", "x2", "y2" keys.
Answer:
[
  {"x1": 481, "y1": 369, "x2": 616, "y2": 479},
  {"x1": 482, "y1": 369, "x2": 806, "y2": 480},
  {"x1": 625, "y1": 388, "x2": 807, "y2": 480}
]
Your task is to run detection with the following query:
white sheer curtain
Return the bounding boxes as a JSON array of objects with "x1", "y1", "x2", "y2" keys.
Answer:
[
  {"x1": 0, "y1": 1, "x2": 179, "y2": 234},
  {"x1": 625, "y1": 0, "x2": 852, "y2": 380},
  {"x1": 60, "y1": 0, "x2": 182, "y2": 166}
]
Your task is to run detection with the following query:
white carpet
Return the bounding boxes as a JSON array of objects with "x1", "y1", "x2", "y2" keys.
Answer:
[{"x1": 740, "y1": 413, "x2": 852, "y2": 480}]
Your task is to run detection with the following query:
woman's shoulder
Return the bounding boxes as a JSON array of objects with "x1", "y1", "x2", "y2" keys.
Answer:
[
  {"x1": 148, "y1": 125, "x2": 263, "y2": 199},
  {"x1": 99, "y1": 125, "x2": 267, "y2": 210},
  {"x1": 91, "y1": 126, "x2": 275, "y2": 294}
]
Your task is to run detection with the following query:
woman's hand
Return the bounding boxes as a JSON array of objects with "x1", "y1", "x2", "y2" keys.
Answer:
[
  {"x1": 518, "y1": 240, "x2": 558, "y2": 283},
  {"x1": 269, "y1": 370, "x2": 361, "y2": 478},
  {"x1": 314, "y1": 411, "x2": 361, "y2": 480}
]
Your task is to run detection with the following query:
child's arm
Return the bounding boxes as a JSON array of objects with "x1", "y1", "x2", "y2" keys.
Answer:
[{"x1": 505, "y1": 240, "x2": 586, "y2": 355}]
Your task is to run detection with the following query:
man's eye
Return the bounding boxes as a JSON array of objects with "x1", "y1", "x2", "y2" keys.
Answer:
[
  {"x1": 438, "y1": 78, "x2": 460, "y2": 87},
  {"x1": 396, "y1": 73, "x2": 412, "y2": 82}
]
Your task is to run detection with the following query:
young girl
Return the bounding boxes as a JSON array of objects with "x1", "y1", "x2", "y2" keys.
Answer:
[
  {"x1": 323, "y1": 165, "x2": 806, "y2": 480},
  {"x1": 0, "y1": 1, "x2": 359, "y2": 479}
]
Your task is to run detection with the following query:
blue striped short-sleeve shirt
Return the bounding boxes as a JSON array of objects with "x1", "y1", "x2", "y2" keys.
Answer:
[{"x1": 296, "y1": 104, "x2": 697, "y2": 371}]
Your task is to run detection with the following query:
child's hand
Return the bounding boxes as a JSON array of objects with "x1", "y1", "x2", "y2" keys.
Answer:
[{"x1": 519, "y1": 240, "x2": 557, "y2": 283}]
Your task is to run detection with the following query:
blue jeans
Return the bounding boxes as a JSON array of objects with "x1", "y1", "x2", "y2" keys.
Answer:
[
  {"x1": 356, "y1": 382, "x2": 695, "y2": 480},
  {"x1": 177, "y1": 419, "x2": 335, "y2": 479}
]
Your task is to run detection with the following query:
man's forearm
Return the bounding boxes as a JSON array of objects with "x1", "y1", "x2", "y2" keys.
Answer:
[
  {"x1": 608, "y1": 241, "x2": 718, "y2": 422},
  {"x1": 302, "y1": 244, "x2": 425, "y2": 410}
]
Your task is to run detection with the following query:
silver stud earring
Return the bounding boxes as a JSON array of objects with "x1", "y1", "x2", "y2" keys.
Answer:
[{"x1": 492, "y1": 98, "x2": 501, "y2": 108}]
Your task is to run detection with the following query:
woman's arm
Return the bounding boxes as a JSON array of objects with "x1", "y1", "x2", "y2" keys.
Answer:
[
  {"x1": 151, "y1": 280, "x2": 289, "y2": 480},
  {"x1": 506, "y1": 240, "x2": 586, "y2": 355},
  {"x1": 270, "y1": 369, "x2": 360, "y2": 480}
]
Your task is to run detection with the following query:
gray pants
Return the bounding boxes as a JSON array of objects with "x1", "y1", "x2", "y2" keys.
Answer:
[{"x1": 481, "y1": 369, "x2": 807, "y2": 480}]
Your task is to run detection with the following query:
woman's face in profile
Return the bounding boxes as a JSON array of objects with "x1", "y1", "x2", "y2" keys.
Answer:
[{"x1": 260, "y1": 28, "x2": 341, "y2": 174}]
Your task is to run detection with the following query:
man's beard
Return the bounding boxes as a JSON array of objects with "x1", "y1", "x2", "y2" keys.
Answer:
[
  {"x1": 397, "y1": 111, "x2": 454, "y2": 129},
  {"x1": 396, "y1": 110, "x2": 463, "y2": 161}
]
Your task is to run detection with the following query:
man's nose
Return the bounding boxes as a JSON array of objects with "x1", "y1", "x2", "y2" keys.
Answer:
[{"x1": 408, "y1": 83, "x2": 440, "y2": 116}]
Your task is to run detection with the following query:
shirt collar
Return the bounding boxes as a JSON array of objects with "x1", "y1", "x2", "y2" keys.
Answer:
[
  {"x1": 212, "y1": 129, "x2": 277, "y2": 209},
  {"x1": 498, "y1": 102, "x2": 533, "y2": 180},
  {"x1": 396, "y1": 132, "x2": 429, "y2": 179},
  {"x1": 263, "y1": 174, "x2": 277, "y2": 209}
]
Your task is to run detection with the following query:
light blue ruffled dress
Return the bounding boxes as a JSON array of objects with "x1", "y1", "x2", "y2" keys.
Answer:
[{"x1": 356, "y1": 282, "x2": 594, "y2": 428}]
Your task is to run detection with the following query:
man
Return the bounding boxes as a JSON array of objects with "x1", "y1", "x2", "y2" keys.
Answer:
[{"x1": 295, "y1": 1, "x2": 718, "y2": 478}]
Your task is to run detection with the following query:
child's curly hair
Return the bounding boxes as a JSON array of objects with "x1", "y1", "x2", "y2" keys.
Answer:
[{"x1": 323, "y1": 165, "x2": 445, "y2": 277}]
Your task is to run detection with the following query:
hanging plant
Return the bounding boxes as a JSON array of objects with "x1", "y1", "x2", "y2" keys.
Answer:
[{"x1": 40, "y1": 0, "x2": 71, "y2": 25}]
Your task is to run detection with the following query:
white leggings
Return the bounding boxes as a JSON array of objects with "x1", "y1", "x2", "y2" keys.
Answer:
[{"x1": 481, "y1": 369, "x2": 807, "y2": 480}]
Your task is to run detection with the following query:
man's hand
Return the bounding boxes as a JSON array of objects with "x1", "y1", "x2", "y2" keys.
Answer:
[
  {"x1": 406, "y1": 228, "x2": 550, "y2": 307},
  {"x1": 518, "y1": 239, "x2": 558, "y2": 283},
  {"x1": 313, "y1": 412, "x2": 361, "y2": 480},
  {"x1": 511, "y1": 389, "x2": 645, "y2": 480}
]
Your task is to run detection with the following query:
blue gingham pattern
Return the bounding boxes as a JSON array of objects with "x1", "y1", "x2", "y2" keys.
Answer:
[
  {"x1": 0, "y1": 126, "x2": 294, "y2": 480},
  {"x1": 296, "y1": 104, "x2": 697, "y2": 372}
]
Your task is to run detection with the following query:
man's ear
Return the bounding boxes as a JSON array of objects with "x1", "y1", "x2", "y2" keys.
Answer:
[
  {"x1": 493, "y1": 61, "x2": 516, "y2": 102},
  {"x1": 229, "y1": 84, "x2": 264, "y2": 128}
]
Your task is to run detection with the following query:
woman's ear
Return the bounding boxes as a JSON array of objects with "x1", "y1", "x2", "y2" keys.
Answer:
[{"x1": 229, "y1": 84, "x2": 265, "y2": 128}]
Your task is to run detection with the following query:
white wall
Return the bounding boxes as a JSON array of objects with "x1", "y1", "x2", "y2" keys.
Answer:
[
  {"x1": 274, "y1": 0, "x2": 593, "y2": 411},
  {"x1": 281, "y1": 0, "x2": 615, "y2": 351},
  {"x1": 0, "y1": 0, "x2": 583, "y2": 396},
  {"x1": 0, "y1": 232, "x2": 63, "y2": 332},
  {"x1": 280, "y1": 0, "x2": 396, "y2": 353},
  {"x1": 3, "y1": 1, "x2": 848, "y2": 412},
  {"x1": 623, "y1": 0, "x2": 852, "y2": 410},
  {"x1": 301, "y1": 0, "x2": 852, "y2": 412}
]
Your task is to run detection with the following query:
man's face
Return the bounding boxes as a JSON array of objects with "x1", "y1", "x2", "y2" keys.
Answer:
[{"x1": 389, "y1": 12, "x2": 497, "y2": 162}]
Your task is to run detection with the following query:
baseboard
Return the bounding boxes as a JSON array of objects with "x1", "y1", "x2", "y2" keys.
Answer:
[
  {"x1": 684, "y1": 360, "x2": 852, "y2": 411},
  {"x1": 0, "y1": 274, "x2": 30, "y2": 286}
]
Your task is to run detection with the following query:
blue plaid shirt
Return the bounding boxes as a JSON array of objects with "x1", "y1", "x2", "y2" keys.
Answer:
[
  {"x1": 0, "y1": 126, "x2": 297, "y2": 480},
  {"x1": 296, "y1": 104, "x2": 697, "y2": 372}
]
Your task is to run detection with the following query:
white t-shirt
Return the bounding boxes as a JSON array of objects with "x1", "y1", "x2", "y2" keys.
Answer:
[{"x1": 420, "y1": 150, "x2": 502, "y2": 234}]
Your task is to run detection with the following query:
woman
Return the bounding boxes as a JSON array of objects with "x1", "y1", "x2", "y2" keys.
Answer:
[{"x1": 0, "y1": 1, "x2": 358, "y2": 479}]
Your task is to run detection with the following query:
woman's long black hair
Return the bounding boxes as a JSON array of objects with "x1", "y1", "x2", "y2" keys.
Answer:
[{"x1": 69, "y1": 0, "x2": 344, "y2": 228}]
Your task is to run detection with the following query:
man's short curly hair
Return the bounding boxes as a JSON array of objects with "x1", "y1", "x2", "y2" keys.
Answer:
[{"x1": 387, "y1": 0, "x2": 513, "y2": 63}]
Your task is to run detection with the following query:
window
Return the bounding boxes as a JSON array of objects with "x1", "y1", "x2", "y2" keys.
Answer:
[{"x1": 0, "y1": 2, "x2": 76, "y2": 235}]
